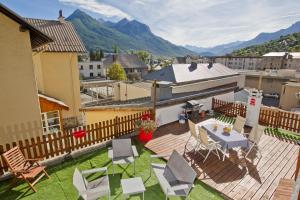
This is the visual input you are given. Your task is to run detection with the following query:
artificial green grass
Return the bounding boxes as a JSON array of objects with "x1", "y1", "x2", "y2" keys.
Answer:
[{"x1": 0, "y1": 142, "x2": 224, "y2": 200}]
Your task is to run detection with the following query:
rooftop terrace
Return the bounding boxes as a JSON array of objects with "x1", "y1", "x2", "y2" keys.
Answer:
[{"x1": 145, "y1": 118, "x2": 299, "y2": 200}]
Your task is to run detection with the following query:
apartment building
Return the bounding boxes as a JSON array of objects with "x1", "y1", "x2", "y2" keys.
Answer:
[
  {"x1": 214, "y1": 56, "x2": 262, "y2": 70},
  {"x1": 78, "y1": 60, "x2": 106, "y2": 79},
  {"x1": 260, "y1": 52, "x2": 300, "y2": 70}
]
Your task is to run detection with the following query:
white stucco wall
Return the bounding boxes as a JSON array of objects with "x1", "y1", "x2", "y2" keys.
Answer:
[{"x1": 155, "y1": 91, "x2": 234, "y2": 126}]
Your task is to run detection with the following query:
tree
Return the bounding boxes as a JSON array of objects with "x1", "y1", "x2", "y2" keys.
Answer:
[
  {"x1": 107, "y1": 63, "x2": 127, "y2": 81},
  {"x1": 95, "y1": 50, "x2": 101, "y2": 61},
  {"x1": 112, "y1": 45, "x2": 119, "y2": 54},
  {"x1": 100, "y1": 50, "x2": 104, "y2": 60},
  {"x1": 89, "y1": 50, "x2": 96, "y2": 61},
  {"x1": 133, "y1": 50, "x2": 150, "y2": 64}
]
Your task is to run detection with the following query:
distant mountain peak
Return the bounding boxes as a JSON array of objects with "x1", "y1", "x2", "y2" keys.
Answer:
[
  {"x1": 113, "y1": 18, "x2": 151, "y2": 35},
  {"x1": 66, "y1": 9, "x2": 194, "y2": 56}
]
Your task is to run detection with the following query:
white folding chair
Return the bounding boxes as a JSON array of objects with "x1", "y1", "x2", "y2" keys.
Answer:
[
  {"x1": 233, "y1": 115, "x2": 246, "y2": 135},
  {"x1": 198, "y1": 127, "x2": 221, "y2": 163},
  {"x1": 184, "y1": 120, "x2": 201, "y2": 153},
  {"x1": 245, "y1": 124, "x2": 265, "y2": 158}
]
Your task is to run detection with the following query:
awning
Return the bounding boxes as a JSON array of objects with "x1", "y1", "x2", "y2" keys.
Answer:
[{"x1": 38, "y1": 93, "x2": 69, "y2": 112}]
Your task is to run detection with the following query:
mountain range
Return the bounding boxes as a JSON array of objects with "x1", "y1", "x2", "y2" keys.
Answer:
[
  {"x1": 66, "y1": 9, "x2": 194, "y2": 57},
  {"x1": 185, "y1": 21, "x2": 300, "y2": 56},
  {"x1": 232, "y1": 31, "x2": 300, "y2": 56}
]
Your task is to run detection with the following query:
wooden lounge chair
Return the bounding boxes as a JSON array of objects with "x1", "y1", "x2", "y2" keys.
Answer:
[{"x1": 2, "y1": 146, "x2": 49, "y2": 192}]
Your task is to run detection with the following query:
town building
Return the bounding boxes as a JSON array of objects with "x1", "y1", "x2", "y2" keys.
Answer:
[
  {"x1": 78, "y1": 59, "x2": 105, "y2": 79},
  {"x1": 81, "y1": 63, "x2": 245, "y2": 125},
  {"x1": 240, "y1": 69, "x2": 300, "y2": 95},
  {"x1": 103, "y1": 54, "x2": 148, "y2": 78},
  {"x1": 173, "y1": 55, "x2": 209, "y2": 64},
  {"x1": 279, "y1": 82, "x2": 300, "y2": 111},
  {"x1": 0, "y1": 5, "x2": 86, "y2": 144},
  {"x1": 260, "y1": 52, "x2": 300, "y2": 70},
  {"x1": 28, "y1": 11, "x2": 86, "y2": 129},
  {"x1": 214, "y1": 56, "x2": 262, "y2": 70}
]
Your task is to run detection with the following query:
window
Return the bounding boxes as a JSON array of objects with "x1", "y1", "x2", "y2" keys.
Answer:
[
  {"x1": 90, "y1": 72, "x2": 94, "y2": 77},
  {"x1": 80, "y1": 65, "x2": 83, "y2": 70},
  {"x1": 97, "y1": 65, "x2": 101, "y2": 69},
  {"x1": 41, "y1": 111, "x2": 61, "y2": 134},
  {"x1": 97, "y1": 73, "x2": 101, "y2": 77},
  {"x1": 89, "y1": 65, "x2": 93, "y2": 70}
]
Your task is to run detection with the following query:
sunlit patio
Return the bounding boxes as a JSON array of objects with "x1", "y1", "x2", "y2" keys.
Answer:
[{"x1": 145, "y1": 117, "x2": 299, "y2": 200}]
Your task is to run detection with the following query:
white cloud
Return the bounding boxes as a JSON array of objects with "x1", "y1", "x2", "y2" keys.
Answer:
[{"x1": 59, "y1": 0, "x2": 131, "y2": 21}]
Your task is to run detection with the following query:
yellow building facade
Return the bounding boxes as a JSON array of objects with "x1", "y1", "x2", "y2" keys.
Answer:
[
  {"x1": 32, "y1": 52, "x2": 82, "y2": 126},
  {"x1": 0, "y1": 5, "x2": 86, "y2": 145},
  {"x1": 0, "y1": 9, "x2": 51, "y2": 144}
]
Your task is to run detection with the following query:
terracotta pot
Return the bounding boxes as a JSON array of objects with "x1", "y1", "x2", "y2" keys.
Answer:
[
  {"x1": 138, "y1": 129, "x2": 153, "y2": 143},
  {"x1": 200, "y1": 111, "x2": 206, "y2": 118}
]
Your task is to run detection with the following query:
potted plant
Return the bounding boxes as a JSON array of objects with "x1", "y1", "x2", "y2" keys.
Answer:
[{"x1": 135, "y1": 113, "x2": 157, "y2": 143}]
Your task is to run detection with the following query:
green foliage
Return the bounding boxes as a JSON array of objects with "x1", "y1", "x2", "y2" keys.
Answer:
[
  {"x1": 107, "y1": 62, "x2": 127, "y2": 81},
  {"x1": 112, "y1": 45, "x2": 120, "y2": 53},
  {"x1": 133, "y1": 50, "x2": 151, "y2": 64},
  {"x1": 232, "y1": 32, "x2": 300, "y2": 56}
]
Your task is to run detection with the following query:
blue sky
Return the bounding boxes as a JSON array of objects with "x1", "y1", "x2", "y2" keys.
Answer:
[{"x1": 2, "y1": 0, "x2": 300, "y2": 47}]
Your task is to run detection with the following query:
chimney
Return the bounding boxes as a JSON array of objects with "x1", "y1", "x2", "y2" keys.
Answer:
[
  {"x1": 58, "y1": 10, "x2": 65, "y2": 23},
  {"x1": 208, "y1": 58, "x2": 215, "y2": 69},
  {"x1": 112, "y1": 54, "x2": 117, "y2": 62}
]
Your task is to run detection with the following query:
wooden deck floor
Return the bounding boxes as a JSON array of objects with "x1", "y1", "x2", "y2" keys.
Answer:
[{"x1": 145, "y1": 122, "x2": 299, "y2": 200}]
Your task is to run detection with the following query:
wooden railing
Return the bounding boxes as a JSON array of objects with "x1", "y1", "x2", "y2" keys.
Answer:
[
  {"x1": 0, "y1": 110, "x2": 151, "y2": 175},
  {"x1": 212, "y1": 98, "x2": 300, "y2": 134},
  {"x1": 212, "y1": 98, "x2": 246, "y2": 117}
]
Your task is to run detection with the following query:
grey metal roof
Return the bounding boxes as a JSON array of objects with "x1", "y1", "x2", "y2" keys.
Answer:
[
  {"x1": 26, "y1": 18, "x2": 87, "y2": 52},
  {"x1": 103, "y1": 54, "x2": 148, "y2": 69},
  {"x1": 144, "y1": 63, "x2": 239, "y2": 84}
]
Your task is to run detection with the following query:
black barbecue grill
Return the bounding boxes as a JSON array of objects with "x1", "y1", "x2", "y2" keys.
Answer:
[{"x1": 184, "y1": 100, "x2": 203, "y2": 123}]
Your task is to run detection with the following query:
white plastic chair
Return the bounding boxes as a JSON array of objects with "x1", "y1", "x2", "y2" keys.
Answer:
[
  {"x1": 73, "y1": 167, "x2": 110, "y2": 200},
  {"x1": 198, "y1": 127, "x2": 221, "y2": 163}
]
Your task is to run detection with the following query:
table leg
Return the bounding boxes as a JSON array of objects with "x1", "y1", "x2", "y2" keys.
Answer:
[
  {"x1": 223, "y1": 148, "x2": 227, "y2": 161},
  {"x1": 143, "y1": 192, "x2": 144, "y2": 200}
]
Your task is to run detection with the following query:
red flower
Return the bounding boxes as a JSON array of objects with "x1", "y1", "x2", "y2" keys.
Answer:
[{"x1": 141, "y1": 113, "x2": 151, "y2": 120}]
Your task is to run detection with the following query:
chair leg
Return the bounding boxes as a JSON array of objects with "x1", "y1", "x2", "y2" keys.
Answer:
[
  {"x1": 113, "y1": 164, "x2": 115, "y2": 176},
  {"x1": 43, "y1": 169, "x2": 50, "y2": 179},
  {"x1": 215, "y1": 148, "x2": 220, "y2": 160},
  {"x1": 203, "y1": 149, "x2": 212, "y2": 163},
  {"x1": 245, "y1": 144, "x2": 255, "y2": 158},
  {"x1": 25, "y1": 179, "x2": 37, "y2": 193}
]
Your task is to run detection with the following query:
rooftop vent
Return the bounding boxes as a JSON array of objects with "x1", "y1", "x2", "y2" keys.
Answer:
[
  {"x1": 208, "y1": 61, "x2": 213, "y2": 69},
  {"x1": 188, "y1": 62, "x2": 197, "y2": 72},
  {"x1": 58, "y1": 10, "x2": 65, "y2": 23}
]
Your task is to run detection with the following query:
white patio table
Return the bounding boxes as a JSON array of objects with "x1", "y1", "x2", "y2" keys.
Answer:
[{"x1": 200, "y1": 120, "x2": 249, "y2": 161}]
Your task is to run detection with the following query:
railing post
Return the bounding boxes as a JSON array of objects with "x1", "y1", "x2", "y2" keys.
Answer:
[{"x1": 295, "y1": 142, "x2": 300, "y2": 181}]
